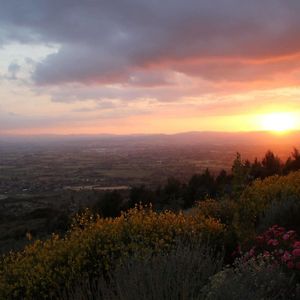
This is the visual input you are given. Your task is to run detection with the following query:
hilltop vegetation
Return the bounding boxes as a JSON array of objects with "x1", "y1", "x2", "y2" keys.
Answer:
[
  {"x1": 1, "y1": 144, "x2": 299, "y2": 255},
  {"x1": 93, "y1": 148, "x2": 300, "y2": 218},
  {"x1": 0, "y1": 151, "x2": 300, "y2": 299}
]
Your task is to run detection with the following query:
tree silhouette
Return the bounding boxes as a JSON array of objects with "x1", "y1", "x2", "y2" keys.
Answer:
[{"x1": 261, "y1": 150, "x2": 281, "y2": 178}]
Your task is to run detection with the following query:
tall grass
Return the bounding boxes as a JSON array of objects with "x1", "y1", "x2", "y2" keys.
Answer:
[{"x1": 61, "y1": 240, "x2": 223, "y2": 300}]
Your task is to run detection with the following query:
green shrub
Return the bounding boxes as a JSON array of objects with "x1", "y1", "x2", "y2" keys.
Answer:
[
  {"x1": 62, "y1": 240, "x2": 223, "y2": 300},
  {"x1": 258, "y1": 196, "x2": 300, "y2": 234},
  {"x1": 202, "y1": 258, "x2": 299, "y2": 300},
  {"x1": 196, "y1": 199, "x2": 237, "y2": 226},
  {"x1": 195, "y1": 199, "x2": 239, "y2": 261},
  {"x1": 235, "y1": 171, "x2": 300, "y2": 241}
]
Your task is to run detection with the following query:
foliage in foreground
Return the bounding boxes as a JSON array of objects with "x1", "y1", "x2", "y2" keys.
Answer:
[
  {"x1": 203, "y1": 258, "x2": 299, "y2": 300},
  {"x1": 62, "y1": 241, "x2": 223, "y2": 300},
  {"x1": 0, "y1": 206, "x2": 223, "y2": 299},
  {"x1": 1, "y1": 171, "x2": 300, "y2": 299},
  {"x1": 235, "y1": 170, "x2": 300, "y2": 240},
  {"x1": 244, "y1": 225, "x2": 300, "y2": 271},
  {"x1": 62, "y1": 240, "x2": 299, "y2": 300}
]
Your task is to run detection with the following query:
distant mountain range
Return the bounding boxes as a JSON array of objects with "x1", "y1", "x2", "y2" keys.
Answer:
[{"x1": 1, "y1": 131, "x2": 300, "y2": 147}]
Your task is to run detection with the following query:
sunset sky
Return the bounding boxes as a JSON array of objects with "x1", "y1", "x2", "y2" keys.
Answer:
[{"x1": 1, "y1": 1, "x2": 300, "y2": 135}]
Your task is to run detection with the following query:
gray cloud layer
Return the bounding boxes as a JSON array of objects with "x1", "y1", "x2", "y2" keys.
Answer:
[{"x1": 1, "y1": 0, "x2": 300, "y2": 87}]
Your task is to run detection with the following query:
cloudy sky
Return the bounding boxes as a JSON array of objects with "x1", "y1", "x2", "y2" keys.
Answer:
[{"x1": 1, "y1": 0, "x2": 300, "y2": 135}]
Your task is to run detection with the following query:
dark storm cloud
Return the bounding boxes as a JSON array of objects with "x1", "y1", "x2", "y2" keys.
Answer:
[{"x1": 1, "y1": 0, "x2": 300, "y2": 86}]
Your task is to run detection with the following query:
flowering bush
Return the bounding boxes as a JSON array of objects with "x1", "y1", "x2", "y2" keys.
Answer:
[
  {"x1": 0, "y1": 205, "x2": 224, "y2": 299},
  {"x1": 235, "y1": 171, "x2": 300, "y2": 240},
  {"x1": 243, "y1": 225, "x2": 300, "y2": 271}
]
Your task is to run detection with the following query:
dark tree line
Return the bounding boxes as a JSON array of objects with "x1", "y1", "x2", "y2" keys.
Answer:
[
  {"x1": 93, "y1": 148, "x2": 300, "y2": 217},
  {"x1": 232, "y1": 148, "x2": 300, "y2": 184}
]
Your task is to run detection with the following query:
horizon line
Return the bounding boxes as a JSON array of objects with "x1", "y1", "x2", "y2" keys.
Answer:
[{"x1": 1, "y1": 129, "x2": 300, "y2": 138}]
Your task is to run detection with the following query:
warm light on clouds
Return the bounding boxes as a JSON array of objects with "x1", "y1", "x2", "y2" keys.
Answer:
[{"x1": 1, "y1": 1, "x2": 300, "y2": 135}]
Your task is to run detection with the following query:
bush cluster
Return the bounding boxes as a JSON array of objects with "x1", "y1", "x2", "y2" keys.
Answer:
[
  {"x1": 244, "y1": 225, "x2": 300, "y2": 271},
  {"x1": 203, "y1": 258, "x2": 299, "y2": 300},
  {"x1": 0, "y1": 205, "x2": 223, "y2": 299},
  {"x1": 235, "y1": 170, "x2": 300, "y2": 241},
  {"x1": 62, "y1": 240, "x2": 223, "y2": 300},
  {"x1": 1, "y1": 170, "x2": 300, "y2": 299}
]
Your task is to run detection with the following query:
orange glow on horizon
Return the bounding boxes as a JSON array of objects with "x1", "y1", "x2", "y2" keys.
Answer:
[{"x1": 1, "y1": 107, "x2": 300, "y2": 136}]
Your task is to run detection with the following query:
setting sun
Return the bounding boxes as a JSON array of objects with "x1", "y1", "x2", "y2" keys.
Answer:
[{"x1": 260, "y1": 113, "x2": 297, "y2": 133}]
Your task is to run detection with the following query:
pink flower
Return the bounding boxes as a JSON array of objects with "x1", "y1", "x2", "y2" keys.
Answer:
[
  {"x1": 283, "y1": 233, "x2": 290, "y2": 241},
  {"x1": 293, "y1": 241, "x2": 300, "y2": 249},
  {"x1": 267, "y1": 239, "x2": 279, "y2": 246},
  {"x1": 286, "y1": 230, "x2": 296, "y2": 239},
  {"x1": 282, "y1": 251, "x2": 291, "y2": 262},
  {"x1": 271, "y1": 226, "x2": 285, "y2": 237},
  {"x1": 244, "y1": 226, "x2": 300, "y2": 267},
  {"x1": 287, "y1": 230, "x2": 296, "y2": 235},
  {"x1": 292, "y1": 248, "x2": 300, "y2": 257}
]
